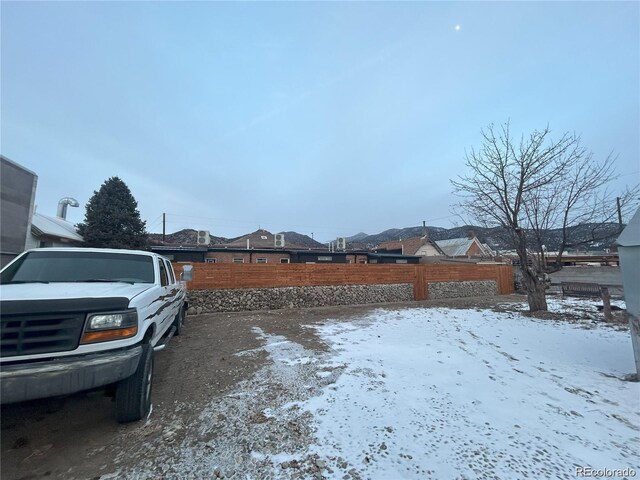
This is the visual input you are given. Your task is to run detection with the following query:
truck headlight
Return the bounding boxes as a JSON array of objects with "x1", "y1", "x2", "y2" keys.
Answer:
[{"x1": 81, "y1": 310, "x2": 138, "y2": 344}]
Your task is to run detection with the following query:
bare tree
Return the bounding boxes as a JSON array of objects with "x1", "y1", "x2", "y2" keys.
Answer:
[
  {"x1": 452, "y1": 122, "x2": 638, "y2": 312},
  {"x1": 533, "y1": 154, "x2": 639, "y2": 270}
]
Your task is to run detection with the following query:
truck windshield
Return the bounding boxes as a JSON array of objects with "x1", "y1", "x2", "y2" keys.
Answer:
[{"x1": 0, "y1": 251, "x2": 155, "y2": 284}]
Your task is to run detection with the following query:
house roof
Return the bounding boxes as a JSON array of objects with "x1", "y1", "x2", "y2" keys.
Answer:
[
  {"x1": 367, "y1": 252, "x2": 421, "y2": 259},
  {"x1": 31, "y1": 212, "x2": 83, "y2": 242},
  {"x1": 435, "y1": 237, "x2": 493, "y2": 257},
  {"x1": 377, "y1": 237, "x2": 421, "y2": 255},
  {"x1": 150, "y1": 246, "x2": 208, "y2": 253},
  {"x1": 376, "y1": 236, "x2": 445, "y2": 256},
  {"x1": 617, "y1": 207, "x2": 640, "y2": 247}
]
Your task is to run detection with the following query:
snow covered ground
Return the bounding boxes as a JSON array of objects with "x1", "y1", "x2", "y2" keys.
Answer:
[
  {"x1": 301, "y1": 305, "x2": 639, "y2": 479},
  {"x1": 116, "y1": 298, "x2": 639, "y2": 480}
]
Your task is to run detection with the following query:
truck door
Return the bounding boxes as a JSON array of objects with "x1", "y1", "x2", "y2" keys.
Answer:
[
  {"x1": 161, "y1": 258, "x2": 181, "y2": 322},
  {"x1": 157, "y1": 258, "x2": 172, "y2": 330}
]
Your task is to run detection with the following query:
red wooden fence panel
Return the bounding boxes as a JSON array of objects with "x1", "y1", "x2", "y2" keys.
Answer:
[{"x1": 172, "y1": 263, "x2": 514, "y2": 299}]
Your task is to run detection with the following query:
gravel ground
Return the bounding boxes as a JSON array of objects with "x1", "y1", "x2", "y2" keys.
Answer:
[
  {"x1": 0, "y1": 294, "x2": 634, "y2": 480},
  {"x1": 2, "y1": 299, "x2": 425, "y2": 480}
]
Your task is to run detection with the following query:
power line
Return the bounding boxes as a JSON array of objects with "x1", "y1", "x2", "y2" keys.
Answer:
[{"x1": 146, "y1": 214, "x2": 164, "y2": 231}]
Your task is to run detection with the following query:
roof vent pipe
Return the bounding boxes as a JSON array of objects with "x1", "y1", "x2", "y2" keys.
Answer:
[{"x1": 57, "y1": 197, "x2": 79, "y2": 220}]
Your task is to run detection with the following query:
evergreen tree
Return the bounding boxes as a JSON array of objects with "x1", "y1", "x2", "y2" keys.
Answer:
[{"x1": 77, "y1": 177, "x2": 148, "y2": 249}]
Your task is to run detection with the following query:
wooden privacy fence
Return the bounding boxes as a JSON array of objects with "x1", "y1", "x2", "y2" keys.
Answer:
[{"x1": 174, "y1": 263, "x2": 514, "y2": 301}]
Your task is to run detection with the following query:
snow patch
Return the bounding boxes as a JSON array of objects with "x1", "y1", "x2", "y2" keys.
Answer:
[{"x1": 302, "y1": 304, "x2": 639, "y2": 478}]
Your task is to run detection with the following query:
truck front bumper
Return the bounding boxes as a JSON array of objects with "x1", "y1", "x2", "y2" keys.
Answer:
[{"x1": 0, "y1": 347, "x2": 142, "y2": 404}]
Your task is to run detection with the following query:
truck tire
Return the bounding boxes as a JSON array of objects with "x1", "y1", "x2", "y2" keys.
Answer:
[
  {"x1": 116, "y1": 343, "x2": 153, "y2": 423},
  {"x1": 173, "y1": 306, "x2": 185, "y2": 336}
]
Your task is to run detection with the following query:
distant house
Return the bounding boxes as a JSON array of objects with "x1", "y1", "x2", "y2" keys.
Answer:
[
  {"x1": 149, "y1": 246, "x2": 208, "y2": 263},
  {"x1": 366, "y1": 252, "x2": 420, "y2": 264},
  {"x1": 435, "y1": 236, "x2": 494, "y2": 258},
  {"x1": 288, "y1": 250, "x2": 370, "y2": 264},
  {"x1": 150, "y1": 245, "x2": 416, "y2": 264},
  {"x1": 26, "y1": 212, "x2": 84, "y2": 249},
  {"x1": 375, "y1": 236, "x2": 446, "y2": 257},
  {"x1": 206, "y1": 247, "x2": 295, "y2": 264},
  {"x1": 375, "y1": 233, "x2": 496, "y2": 261}
]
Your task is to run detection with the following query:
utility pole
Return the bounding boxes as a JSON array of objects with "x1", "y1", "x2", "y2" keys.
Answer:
[
  {"x1": 617, "y1": 197, "x2": 623, "y2": 228},
  {"x1": 162, "y1": 213, "x2": 166, "y2": 243}
]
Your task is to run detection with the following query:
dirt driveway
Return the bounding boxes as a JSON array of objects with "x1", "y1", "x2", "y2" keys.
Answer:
[
  {"x1": 1, "y1": 299, "x2": 446, "y2": 480},
  {"x1": 1, "y1": 294, "x2": 635, "y2": 480}
]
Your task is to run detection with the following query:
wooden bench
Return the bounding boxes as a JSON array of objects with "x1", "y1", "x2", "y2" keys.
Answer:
[{"x1": 560, "y1": 282, "x2": 602, "y2": 298}]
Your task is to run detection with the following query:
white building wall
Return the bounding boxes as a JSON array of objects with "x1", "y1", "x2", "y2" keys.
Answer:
[{"x1": 415, "y1": 244, "x2": 443, "y2": 257}]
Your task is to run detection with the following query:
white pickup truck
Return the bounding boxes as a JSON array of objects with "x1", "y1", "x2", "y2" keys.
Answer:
[{"x1": 0, "y1": 248, "x2": 192, "y2": 422}]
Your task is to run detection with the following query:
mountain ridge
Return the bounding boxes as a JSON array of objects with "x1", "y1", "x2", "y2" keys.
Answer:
[{"x1": 149, "y1": 223, "x2": 623, "y2": 252}]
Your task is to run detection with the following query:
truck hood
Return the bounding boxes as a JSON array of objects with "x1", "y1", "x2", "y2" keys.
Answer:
[{"x1": 0, "y1": 282, "x2": 153, "y2": 302}]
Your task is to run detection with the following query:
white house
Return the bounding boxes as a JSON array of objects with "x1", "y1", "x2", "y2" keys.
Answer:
[
  {"x1": 26, "y1": 212, "x2": 84, "y2": 249},
  {"x1": 435, "y1": 236, "x2": 494, "y2": 258}
]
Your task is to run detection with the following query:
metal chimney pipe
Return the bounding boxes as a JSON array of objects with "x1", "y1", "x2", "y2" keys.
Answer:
[{"x1": 57, "y1": 197, "x2": 79, "y2": 220}]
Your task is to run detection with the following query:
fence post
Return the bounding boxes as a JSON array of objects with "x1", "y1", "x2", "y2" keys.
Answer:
[
  {"x1": 414, "y1": 266, "x2": 427, "y2": 301},
  {"x1": 600, "y1": 286, "x2": 612, "y2": 322}
]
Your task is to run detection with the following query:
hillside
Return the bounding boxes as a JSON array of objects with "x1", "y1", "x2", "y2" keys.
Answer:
[
  {"x1": 279, "y1": 231, "x2": 326, "y2": 249},
  {"x1": 346, "y1": 232, "x2": 369, "y2": 242},
  {"x1": 150, "y1": 223, "x2": 622, "y2": 253},
  {"x1": 149, "y1": 229, "x2": 323, "y2": 249},
  {"x1": 348, "y1": 223, "x2": 623, "y2": 252},
  {"x1": 148, "y1": 229, "x2": 228, "y2": 246}
]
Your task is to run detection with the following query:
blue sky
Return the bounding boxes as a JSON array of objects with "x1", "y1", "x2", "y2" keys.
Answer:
[{"x1": 2, "y1": 1, "x2": 638, "y2": 241}]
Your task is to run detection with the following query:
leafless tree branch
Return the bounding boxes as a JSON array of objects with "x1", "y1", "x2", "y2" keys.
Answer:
[{"x1": 451, "y1": 122, "x2": 639, "y2": 312}]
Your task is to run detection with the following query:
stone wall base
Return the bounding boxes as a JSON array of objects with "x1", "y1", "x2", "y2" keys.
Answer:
[
  {"x1": 187, "y1": 284, "x2": 414, "y2": 314},
  {"x1": 428, "y1": 280, "x2": 498, "y2": 299},
  {"x1": 187, "y1": 280, "x2": 499, "y2": 314}
]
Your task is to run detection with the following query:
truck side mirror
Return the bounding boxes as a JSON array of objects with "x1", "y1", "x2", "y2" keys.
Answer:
[{"x1": 180, "y1": 265, "x2": 193, "y2": 282}]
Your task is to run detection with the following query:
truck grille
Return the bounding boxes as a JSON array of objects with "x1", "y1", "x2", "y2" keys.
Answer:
[
  {"x1": 0, "y1": 297, "x2": 130, "y2": 358},
  {"x1": 1, "y1": 313, "x2": 86, "y2": 357}
]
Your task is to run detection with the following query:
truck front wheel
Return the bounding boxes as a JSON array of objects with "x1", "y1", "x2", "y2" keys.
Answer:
[
  {"x1": 116, "y1": 343, "x2": 153, "y2": 423},
  {"x1": 173, "y1": 306, "x2": 185, "y2": 336}
]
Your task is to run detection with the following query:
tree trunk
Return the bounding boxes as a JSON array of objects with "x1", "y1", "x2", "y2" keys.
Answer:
[
  {"x1": 527, "y1": 280, "x2": 548, "y2": 312},
  {"x1": 516, "y1": 231, "x2": 548, "y2": 312},
  {"x1": 519, "y1": 266, "x2": 548, "y2": 312}
]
